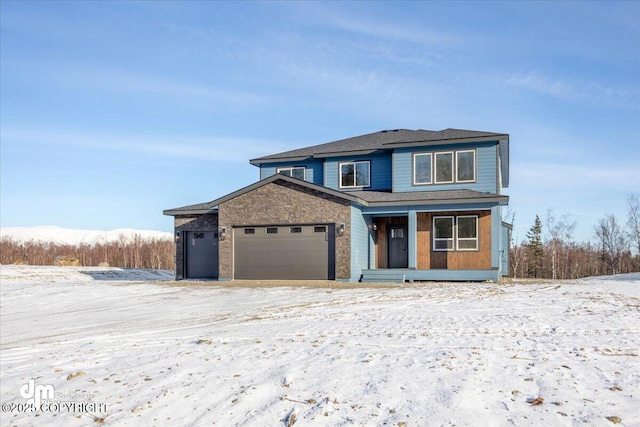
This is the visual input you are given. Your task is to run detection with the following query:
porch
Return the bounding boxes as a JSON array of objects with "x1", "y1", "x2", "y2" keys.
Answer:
[{"x1": 359, "y1": 206, "x2": 504, "y2": 282}]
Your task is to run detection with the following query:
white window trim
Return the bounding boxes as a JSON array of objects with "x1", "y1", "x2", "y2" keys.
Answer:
[
  {"x1": 434, "y1": 151, "x2": 454, "y2": 184},
  {"x1": 412, "y1": 152, "x2": 432, "y2": 186},
  {"x1": 456, "y1": 150, "x2": 476, "y2": 183},
  {"x1": 433, "y1": 216, "x2": 455, "y2": 252},
  {"x1": 338, "y1": 161, "x2": 371, "y2": 189},
  {"x1": 456, "y1": 215, "x2": 479, "y2": 251},
  {"x1": 277, "y1": 166, "x2": 306, "y2": 181}
]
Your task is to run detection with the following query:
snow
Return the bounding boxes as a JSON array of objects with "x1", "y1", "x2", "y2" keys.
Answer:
[
  {"x1": 0, "y1": 226, "x2": 172, "y2": 246},
  {"x1": 1, "y1": 266, "x2": 638, "y2": 426}
]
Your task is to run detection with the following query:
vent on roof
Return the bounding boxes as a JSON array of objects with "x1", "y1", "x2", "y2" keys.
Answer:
[{"x1": 381, "y1": 129, "x2": 400, "y2": 133}]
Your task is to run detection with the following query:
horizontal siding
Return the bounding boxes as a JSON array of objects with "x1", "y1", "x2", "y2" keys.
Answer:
[
  {"x1": 350, "y1": 205, "x2": 371, "y2": 280},
  {"x1": 259, "y1": 160, "x2": 324, "y2": 185},
  {"x1": 393, "y1": 141, "x2": 499, "y2": 193},
  {"x1": 324, "y1": 153, "x2": 392, "y2": 191}
]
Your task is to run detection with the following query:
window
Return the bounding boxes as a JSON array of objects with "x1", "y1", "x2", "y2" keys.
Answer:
[
  {"x1": 289, "y1": 226, "x2": 302, "y2": 234},
  {"x1": 243, "y1": 228, "x2": 255, "y2": 235},
  {"x1": 435, "y1": 152, "x2": 454, "y2": 183},
  {"x1": 413, "y1": 153, "x2": 432, "y2": 185},
  {"x1": 339, "y1": 161, "x2": 370, "y2": 188},
  {"x1": 457, "y1": 216, "x2": 478, "y2": 250},
  {"x1": 266, "y1": 227, "x2": 278, "y2": 234},
  {"x1": 277, "y1": 167, "x2": 305, "y2": 180},
  {"x1": 433, "y1": 215, "x2": 479, "y2": 251},
  {"x1": 414, "y1": 149, "x2": 477, "y2": 185},
  {"x1": 433, "y1": 217, "x2": 454, "y2": 251},
  {"x1": 313, "y1": 226, "x2": 327, "y2": 233},
  {"x1": 456, "y1": 150, "x2": 475, "y2": 183}
]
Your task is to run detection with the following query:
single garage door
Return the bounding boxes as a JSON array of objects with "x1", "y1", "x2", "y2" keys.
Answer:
[
  {"x1": 185, "y1": 231, "x2": 218, "y2": 279},
  {"x1": 234, "y1": 224, "x2": 335, "y2": 280}
]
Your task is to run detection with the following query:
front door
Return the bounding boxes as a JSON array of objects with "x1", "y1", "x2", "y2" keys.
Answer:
[{"x1": 388, "y1": 226, "x2": 408, "y2": 268}]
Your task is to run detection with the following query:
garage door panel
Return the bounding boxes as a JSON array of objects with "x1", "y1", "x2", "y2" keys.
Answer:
[
  {"x1": 185, "y1": 231, "x2": 218, "y2": 279},
  {"x1": 234, "y1": 225, "x2": 334, "y2": 280}
]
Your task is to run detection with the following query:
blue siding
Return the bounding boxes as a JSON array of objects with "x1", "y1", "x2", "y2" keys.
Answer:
[
  {"x1": 350, "y1": 205, "x2": 371, "y2": 281},
  {"x1": 259, "y1": 160, "x2": 324, "y2": 185},
  {"x1": 324, "y1": 153, "x2": 392, "y2": 191},
  {"x1": 392, "y1": 141, "x2": 499, "y2": 193}
]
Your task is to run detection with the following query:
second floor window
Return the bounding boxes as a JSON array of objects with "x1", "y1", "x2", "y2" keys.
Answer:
[
  {"x1": 340, "y1": 161, "x2": 370, "y2": 188},
  {"x1": 413, "y1": 149, "x2": 476, "y2": 185},
  {"x1": 277, "y1": 166, "x2": 305, "y2": 180}
]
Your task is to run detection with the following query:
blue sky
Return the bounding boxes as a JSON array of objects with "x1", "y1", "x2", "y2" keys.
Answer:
[{"x1": 1, "y1": 1, "x2": 638, "y2": 243}]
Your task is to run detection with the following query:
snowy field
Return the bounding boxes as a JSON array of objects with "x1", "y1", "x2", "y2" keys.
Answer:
[{"x1": 1, "y1": 266, "x2": 638, "y2": 426}]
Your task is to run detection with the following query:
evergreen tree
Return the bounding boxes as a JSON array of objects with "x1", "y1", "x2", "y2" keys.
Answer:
[{"x1": 526, "y1": 215, "x2": 544, "y2": 278}]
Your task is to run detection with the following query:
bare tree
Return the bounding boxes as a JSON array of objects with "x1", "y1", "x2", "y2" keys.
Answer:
[
  {"x1": 594, "y1": 214, "x2": 628, "y2": 275},
  {"x1": 627, "y1": 194, "x2": 640, "y2": 256},
  {"x1": 545, "y1": 209, "x2": 576, "y2": 279}
]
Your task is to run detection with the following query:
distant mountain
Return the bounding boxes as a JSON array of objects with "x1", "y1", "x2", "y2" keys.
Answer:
[{"x1": 0, "y1": 226, "x2": 172, "y2": 246}]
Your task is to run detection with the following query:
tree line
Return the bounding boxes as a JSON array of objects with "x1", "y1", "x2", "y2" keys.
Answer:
[
  {"x1": 509, "y1": 194, "x2": 640, "y2": 279},
  {"x1": 0, "y1": 234, "x2": 175, "y2": 270}
]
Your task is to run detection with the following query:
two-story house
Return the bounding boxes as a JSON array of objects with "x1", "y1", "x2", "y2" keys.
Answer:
[{"x1": 164, "y1": 128, "x2": 511, "y2": 282}]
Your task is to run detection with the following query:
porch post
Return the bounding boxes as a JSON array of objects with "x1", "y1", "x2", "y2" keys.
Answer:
[
  {"x1": 491, "y1": 205, "x2": 501, "y2": 269},
  {"x1": 408, "y1": 209, "x2": 417, "y2": 268}
]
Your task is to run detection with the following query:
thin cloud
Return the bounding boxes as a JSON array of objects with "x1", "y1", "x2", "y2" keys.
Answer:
[
  {"x1": 300, "y1": 3, "x2": 462, "y2": 46},
  {"x1": 507, "y1": 72, "x2": 640, "y2": 108},
  {"x1": 2, "y1": 127, "x2": 280, "y2": 163}
]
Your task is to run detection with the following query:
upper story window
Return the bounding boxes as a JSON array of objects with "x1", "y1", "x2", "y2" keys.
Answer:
[
  {"x1": 340, "y1": 161, "x2": 370, "y2": 188},
  {"x1": 413, "y1": 153, "x2": 432, "y2": 185},
  {"x1": 456, "y1": 150, "x2": 476, "y2": 182},
  {"x1": 413, "y1": 149, "x2": 476, "y2": 185},
  {"x1": 277, "y1": 166, "x2": 305, "y2": 180}
]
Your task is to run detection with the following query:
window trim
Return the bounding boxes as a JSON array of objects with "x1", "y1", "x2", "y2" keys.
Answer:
[
  {"x1": 455, "y1": 150, "x2": 476, "y2": 183},
  {"x1": 433, "y1": 216, "x2": 455, "y2": 252},
  {"x1": 412, "y1": 152, "x2": 433, "y2": 186},
  {"x1": 432, "y1": 215, "x2": 480, "y2": 252},
  {"x1": 338, "y1": 160, "x2": 371, "y2": 189},
  {"x1": 276, "y1": 166, "x2": 306, "y2": 181},
  {"x1": 456, "y1": 215, "x2": 479, "y2": 251},
  {"x1": 434, "y1": 151, "x2": 454, "y2": 184},
  {"x1": 413, "y1": 149, "x2": 478, "y2": 186}
]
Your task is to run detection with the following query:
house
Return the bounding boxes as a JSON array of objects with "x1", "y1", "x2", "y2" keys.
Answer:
[{"x1": 163, "y1": 128, "x2": 511, "y2": 282}]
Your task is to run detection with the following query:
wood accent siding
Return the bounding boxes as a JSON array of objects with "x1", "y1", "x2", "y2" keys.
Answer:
[
  {"x1": 373, "y1": 217, "x2": 408, "y2": 268},
  {"x1": 417, "y1": 211, "x2": 492, "y2": 270}
]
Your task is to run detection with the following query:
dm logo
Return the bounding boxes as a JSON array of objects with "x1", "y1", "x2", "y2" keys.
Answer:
[{"x1": 19, "y1": 379, "x2": 55, "y2": 408}]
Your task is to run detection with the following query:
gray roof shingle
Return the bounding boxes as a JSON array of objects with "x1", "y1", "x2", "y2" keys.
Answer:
[{"x1": 250, "y1": 128, "x2": 508, "y2": 163}]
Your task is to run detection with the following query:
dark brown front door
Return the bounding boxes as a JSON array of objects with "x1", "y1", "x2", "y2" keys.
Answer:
[{"x1": 388, "y1": 226, "x2": 408, "y2": 268}]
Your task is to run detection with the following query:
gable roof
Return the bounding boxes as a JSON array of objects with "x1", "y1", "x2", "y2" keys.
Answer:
[
  {"x1": 163, "y1": 174, "x2": 361, "y2": 216},
  {"x1": 164, "y1": 175, "x2": 508, "y2": 216},
  {"x1": 250, "y1": 128, "x2": 509, "y2": 164}
]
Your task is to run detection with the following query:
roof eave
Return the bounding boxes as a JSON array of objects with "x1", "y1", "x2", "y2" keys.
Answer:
[
  {"x1": 163, "y1": 207, "x2": 218, "y2": 216},
  {"x1": 365, "y1": 195, "x2": 509, "y2": 207},
  {"x1": 249, "y1": 156, "x2": 311, "y2": 165},
  {"x1": 384, "y1": 135, "x2": 509, "y2": 149}
]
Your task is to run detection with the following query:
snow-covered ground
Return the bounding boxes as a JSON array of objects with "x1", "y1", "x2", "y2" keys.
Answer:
[
  {"x1": 0, "y1": 226, "x2": 171, "y2": 246},
  {"x1": 1, "y1": 266, "x2": 638, "y2": 426}
]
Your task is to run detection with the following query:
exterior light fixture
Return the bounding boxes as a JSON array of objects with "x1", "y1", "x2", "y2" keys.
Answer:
[
  {"x1": 372, "y1": 223, "x2": 378, "y2": 231},
  {"x1": 220, "y1": 227, "x2": 227, "y2": 241},
  {"x1": 337, "y1": 223, "x2": 345, "y2": 236},
  {"x1": 174, "y1": 231, "x2": 180, "y2": 242}
]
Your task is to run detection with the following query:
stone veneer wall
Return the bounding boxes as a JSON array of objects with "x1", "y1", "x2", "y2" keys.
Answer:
[
  {"x1": 218, "y1": 181, "x2": 352, "y2": 280},
  {"x1": 173, "y1": 214, "x2": 218, "y2": 279}
]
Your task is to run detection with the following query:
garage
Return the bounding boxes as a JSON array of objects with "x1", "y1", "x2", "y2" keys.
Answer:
[
  {"x1": 234, "y1": 224, "x2": 335, "y2": 280},
  {"x1": 185, "y1": 231, "x2": 219, "y2": 279}
]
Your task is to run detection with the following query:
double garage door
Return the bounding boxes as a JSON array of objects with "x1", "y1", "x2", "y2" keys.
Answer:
[{"x1": 234, "y1": 224, "x2": 335, "y2": 280}]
